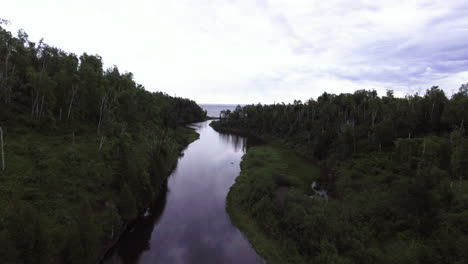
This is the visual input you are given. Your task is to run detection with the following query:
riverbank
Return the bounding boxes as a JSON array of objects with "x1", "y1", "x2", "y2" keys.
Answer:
[
  {"x1": 0, "y1": 124, "x2": 200, "y2": 264},
  {"x1": 211, "y1": 97, "x2": 468, "y2": 263},
  {"x1": 210, "y1": 121, "x2": 262, "y2": 139},
  {"x1": 101, "y1": 120, "x2": 262, "y2": 264},
  {"x1": 227, "y1": 145, "x2": 323, "y2": 263},
  {"x1": 0, "y1": 21, "x2": 210, "y2": 264},
  {"x1": 97, "y1": 126, "x2": 200, "y2": 262}
]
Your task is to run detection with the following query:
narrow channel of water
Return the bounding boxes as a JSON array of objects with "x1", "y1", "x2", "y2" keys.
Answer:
[{"x1": 103, "y1": 120, "x2": 262, "y2": 264}]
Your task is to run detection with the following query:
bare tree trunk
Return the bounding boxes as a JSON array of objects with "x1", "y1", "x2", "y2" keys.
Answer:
[
  {"x1": 422, "y1": 139, "x2": 426, "y2": 156},
  {"x1": 371, "y1": 111, "x2": 377, "y2": 129},
  {"x1": 31, "y1": 89, "x2": 40, "y2": 119},
  {"x1": 430, "y1": 102, "x2": 435, "y2": 123},
  {"x1": 35, "y1": 94, "x2": 40, "y2": 118},
  {"x1": 67, "y1": 85, "x2": 78, "y2": 119},
  {"x1": 39, "y1": 95, "x2": 45, "y2": 118},
  {"x1": 5, "y1": 64, "x2": 15, "y2": 103},
  {"x1": 97, "y1": 93, "x2": 107, "y2": 134},
  {"x1": 460, "y1": 119, "x2": 464, "y2": 134},
  {"x1": 352, "y1": 124, "x2": 356, "y2": 154},
  {"x1": 40, "y1": 54, "x2": 47, "y2": 80},
  {"x1": 0, "y1": 126, "x2": 4, "y2": 171},
  {"x1": 31, "y1": 89, "x2": 36, "y2": 117},
  {"x1": 2, "y1": 47, "x2": 10, "y2": 102},
  {"x1": 98, "y1": 136, "x2": 105, "y2": 152}
]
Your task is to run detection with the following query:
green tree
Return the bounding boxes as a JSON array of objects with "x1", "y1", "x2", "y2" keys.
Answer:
[
  {"x1": 118, "y1": 184, "x2": 137, "y2": 222},
  {"x1": 101, "y1": 200, "x2": 122, "y2": 240},
  {"x1": 6, "y1": 200, "x2": 49, "y2": 264},
  {"x1": 0, "y1": 229, "x2": 17, "y2": 264},
  {"x1": 64, "y1": 201, "x2": 99, "y2": 264}
]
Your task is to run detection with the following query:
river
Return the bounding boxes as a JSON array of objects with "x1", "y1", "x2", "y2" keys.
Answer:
[{"x1": 102, "y1": 120, "x2": 262, "y2": 264}]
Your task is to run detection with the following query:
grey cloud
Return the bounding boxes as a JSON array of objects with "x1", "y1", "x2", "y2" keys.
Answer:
[{"x1": 6, "y1": 0, "x2": 467, "y2": 103}]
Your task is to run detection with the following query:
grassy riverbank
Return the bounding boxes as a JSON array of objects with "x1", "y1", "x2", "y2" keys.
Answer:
[
  {"x1": 228, "y1": 143, "x2": 468, "y2": 263},
  {"x1": 227, "y1": 145, "x2": 323, "y2": 263}
]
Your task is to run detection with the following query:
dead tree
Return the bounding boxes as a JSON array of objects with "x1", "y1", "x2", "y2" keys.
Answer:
[
  {"x1": 97, "y1": 92, "x2": 108, "y2": 135},
  {"x1": 67, "y1": 84, "x2": 78, "y2": 119},
  {"x1": 98, "y1": 136, "x2": 105, "y2": 152}
]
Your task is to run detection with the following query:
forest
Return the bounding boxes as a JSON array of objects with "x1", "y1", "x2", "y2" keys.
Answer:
[
  {"x1": 0, "y1": 21, "x2": 206, "y2": 264},
  {"x1": 212, "y1": 86, "x2": 468, "y2": 263}
]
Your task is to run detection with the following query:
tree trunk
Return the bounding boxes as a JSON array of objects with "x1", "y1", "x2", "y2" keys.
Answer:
[
  {"x1": 2, "y1": 47, "x2": 10, "y2": 103},
  {"x1": 39, "y1": 95, "x2": 45, "y2": 119},
  {"x1": 371, "y1": 111, "x2": 377, "y2": 129},
  {"x1": 422, "y1": 139, "x2": 426, "y2": 156},
  {"x1": 99, "y1": 136, "x2": 105, "y2": 152},
  {"x1": 5, "y1": 64, "x2": 15, "y2": 104},
  {"x1": 31, "y1": 90, "x2": 36, "y2": 117},
  {"x1": 67, "y1": 85, "x2": 78, "y2": 119},
  {"x1": 0, "y1": 126, "x2": 4, "y2": 171},
  {"x1": 97, "y1": 93, "x2": 107, "y2": 135},
  {"x1": 31, "y1": 90, "x2": 40, "y2": 119}
]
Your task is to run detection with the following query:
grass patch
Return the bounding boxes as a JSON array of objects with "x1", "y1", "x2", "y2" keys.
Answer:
[
  {"x1": 227, "y1": 145, "x2": 322, "y2": 263},
  {"x1": 227, "y1": 202, "x2": 288, "y2": 264}
]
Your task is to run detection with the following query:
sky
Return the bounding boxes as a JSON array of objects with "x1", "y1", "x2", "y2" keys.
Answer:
[{"x1": 3, "y1": 0, "x2": 468, "y2": 104}]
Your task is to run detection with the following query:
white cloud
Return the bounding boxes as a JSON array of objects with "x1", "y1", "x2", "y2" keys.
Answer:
[{"x1": 3, "y1": 0, "x2": 468, "y2": 104}]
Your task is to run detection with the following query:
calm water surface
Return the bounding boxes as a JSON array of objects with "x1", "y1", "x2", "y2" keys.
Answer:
[
  {"x1": 200, "y1": 104, "x2": 240, "y2": 118},
  {"x1": 103, "y1": 120, "x2": 262, "y2": 264}
]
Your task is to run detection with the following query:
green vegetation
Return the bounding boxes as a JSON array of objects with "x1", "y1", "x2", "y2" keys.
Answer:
[
  {"x1": 0, "y1": 21, "x2": 205, "y2": 263},
  {"x1": 214, "y1": 87, "x2": 468, "y2": 263},
  {"x1": 228, "y1": 145, "x2": 322, "y2": 263}
]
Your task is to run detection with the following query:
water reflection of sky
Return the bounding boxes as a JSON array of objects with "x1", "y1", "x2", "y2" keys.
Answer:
[
  {"x1": 199, "y1": 104, "x2": 239, "y2": 118},
  {"x1": 218, "y1": 133, "x2": 247, "y2": 153},
  {"x1": 103, "y1": 120, "x2": 262, "y2": 264}
]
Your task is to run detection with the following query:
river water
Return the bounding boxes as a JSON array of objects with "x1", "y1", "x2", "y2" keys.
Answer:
[{"x1": 102, "y1": 121, "x2": 262, "y2": 264}]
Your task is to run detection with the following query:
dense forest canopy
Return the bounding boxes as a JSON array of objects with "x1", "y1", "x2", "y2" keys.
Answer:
[
  {"x1": 0, "y1": 21, "x2": 206, "y2": 128},
  {"x1": 0, "y1": 21, "x2": 206, "y2": 264},
  {"x1": 213, "y1": 86, "x2": 468, "y2": 263},
  {"x1": 216, "y1": 86, "x2": 467, "y2": 159}
]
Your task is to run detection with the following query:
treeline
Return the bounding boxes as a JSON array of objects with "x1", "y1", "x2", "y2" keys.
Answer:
[
  {"x1": 212, "y1": 86, "x2": 468, "y2": 263},
  {"x1": 0, "y1": 21, "x2": 205, "y2": 264}
]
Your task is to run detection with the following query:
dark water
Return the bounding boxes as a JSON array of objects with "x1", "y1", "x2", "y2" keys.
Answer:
[
  {"x1": 200, "y1": 104, "x2": 241, "y2": 118},
  {"x1": 103, "y1": 121, "x2": 262, "y2": 264}
]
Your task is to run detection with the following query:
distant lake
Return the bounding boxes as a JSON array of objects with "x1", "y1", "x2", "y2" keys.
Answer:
[{"x1": 200, "y1": 104, "x2": 241, "y2": 118}]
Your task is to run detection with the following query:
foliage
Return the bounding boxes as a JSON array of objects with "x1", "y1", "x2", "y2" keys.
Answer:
[
  {"x1": 118, "y1": 184, "x2": 137, "y2": 222},
  {"x1": 228, "y1": 145, "x2": 322, "y2": 263},
  {"x1": 0, "y1": 23, "x2": 205, "y2": 263},
  {"x1": 215, "y1": 87, "x2": 468, "y2": 263}
]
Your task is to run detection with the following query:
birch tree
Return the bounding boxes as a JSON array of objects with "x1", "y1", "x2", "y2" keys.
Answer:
[{"x1": 0, "y1": 126, "x2": 4, "y2": 171}]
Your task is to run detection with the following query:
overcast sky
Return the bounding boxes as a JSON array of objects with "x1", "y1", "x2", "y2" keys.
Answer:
[{"x1": 3, "y1": 0, "x2": 468, "y2": 104}]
